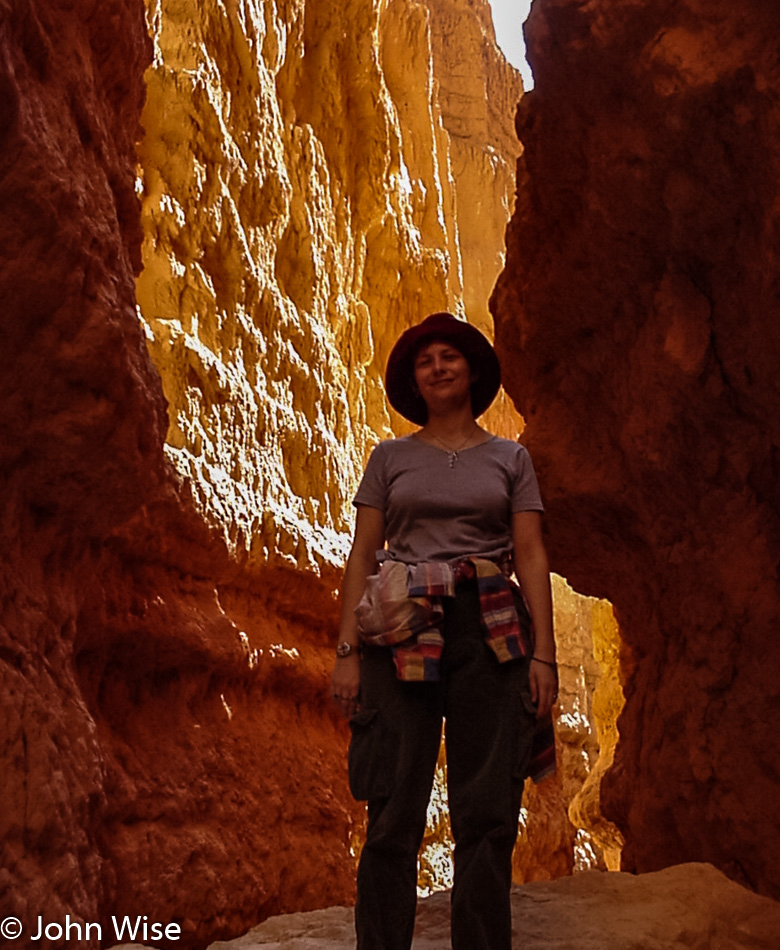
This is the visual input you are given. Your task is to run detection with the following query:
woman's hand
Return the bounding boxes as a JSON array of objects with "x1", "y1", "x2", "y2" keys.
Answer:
[
  {"x1": 529, "y1": 658, "x2": 558, "y2": 720},
  {"x1": 513, "y1": 512, "x2": 557, "y2": 720},
  {"x1": 330, "y1": 653, "x2": 361, "y2": 718}
]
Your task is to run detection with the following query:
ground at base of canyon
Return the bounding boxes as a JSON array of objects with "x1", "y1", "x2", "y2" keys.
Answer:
[{"x1": 114, "y1": 862, "x2": 780, "y2": 950}]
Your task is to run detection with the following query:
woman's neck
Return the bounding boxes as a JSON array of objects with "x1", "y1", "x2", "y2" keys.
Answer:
[{"x1": 418, "y1": 408, "x2": 482, "y2": 444}]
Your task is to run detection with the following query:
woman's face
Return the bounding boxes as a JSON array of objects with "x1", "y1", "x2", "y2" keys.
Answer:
[{"x1": 413, "y1": 339, "x2": 474, "y2": 414}]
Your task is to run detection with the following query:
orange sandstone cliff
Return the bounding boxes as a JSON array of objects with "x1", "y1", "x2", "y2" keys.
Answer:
[
  {"x1": 1, "y1": 1, "x2": 357, "y2": 941},
  {"x1": 2, "y1": 0, "x2": 578, "y2": 946},
  {"x1": 13, "y1": 0, "x2": 770, "y2": 942},
  {"x1": 493, "y1": 0, "x2": 780, "y2": 899}
]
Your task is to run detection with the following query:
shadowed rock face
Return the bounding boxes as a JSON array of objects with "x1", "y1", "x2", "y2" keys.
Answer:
[
  {"x1": 0, "y1": 0, "x2": 360, "y2": 942},
  {"x1": 0, "y1": 0, "x2": 537, "y2": 945},
  {"x1": 493, "y1": 0, "x2": 780, "y2": 898}
]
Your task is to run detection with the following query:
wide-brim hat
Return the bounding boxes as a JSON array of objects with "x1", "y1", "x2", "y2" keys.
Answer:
[{"x1": 385, "y1": 311, "x2": 501, "y2": 425}]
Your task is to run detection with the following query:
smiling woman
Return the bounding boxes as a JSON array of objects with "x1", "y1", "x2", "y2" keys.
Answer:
[
  {"x1": 331, "y1": 311, "x2": 557, "y2": 950},
  {"x1": 488, "y1": 0, "x2": 534, "y2": 87},
  {"x1": 412, "y1": 341, "x2": 475, "y2": 425}
]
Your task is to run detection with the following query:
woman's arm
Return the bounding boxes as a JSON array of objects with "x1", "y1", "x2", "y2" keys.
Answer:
[
  {"x1": 512, "y1": 510, "x2": 557, "y2": 718},
  {"x1": 330, "y1": 504, "x2": 386, "y2": 718}
]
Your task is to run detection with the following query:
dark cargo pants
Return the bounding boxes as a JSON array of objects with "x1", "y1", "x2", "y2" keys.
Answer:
[{"x1": 348, "y1": 582, "x2": 537, "y2": 950}]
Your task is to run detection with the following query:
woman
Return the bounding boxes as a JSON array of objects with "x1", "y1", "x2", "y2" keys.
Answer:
[{"x1": 330, "y1": 311, "x2": 557, "y2": 950}]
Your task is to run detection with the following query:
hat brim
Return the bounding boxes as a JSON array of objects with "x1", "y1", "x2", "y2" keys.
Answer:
[{"x1": 385, "y1": 312, "x2": 501, "y2": 425}]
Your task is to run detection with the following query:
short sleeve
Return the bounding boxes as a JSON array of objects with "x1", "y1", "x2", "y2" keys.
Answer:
[
  {"x1": 511, "y1": 445, "x2": 544, "y2": 513},
  {"x1": 353, "y1": 442, "x2": 387, "y2": 511}
]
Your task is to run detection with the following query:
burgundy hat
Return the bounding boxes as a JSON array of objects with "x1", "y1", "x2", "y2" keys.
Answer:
[{"x1": 385, "y1": 312, "x2": 502, "y2": 425}]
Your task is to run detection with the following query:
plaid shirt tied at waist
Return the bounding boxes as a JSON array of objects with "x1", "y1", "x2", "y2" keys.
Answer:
[
  {"x1": 355, "y1": 558, "x2": 528, "y2": 680},
  {"x1": 355, "y1": 556, "x2": 556, "y2": 784}
]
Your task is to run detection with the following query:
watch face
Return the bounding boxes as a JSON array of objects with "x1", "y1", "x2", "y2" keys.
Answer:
[{"x1": 337, "y1": 642, "x2": 352, "y2": 657}]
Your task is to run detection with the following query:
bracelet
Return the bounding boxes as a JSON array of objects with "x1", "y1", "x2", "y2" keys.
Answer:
[{"x1": 530, "y1": 656, "x2": 558, "y2": 670}]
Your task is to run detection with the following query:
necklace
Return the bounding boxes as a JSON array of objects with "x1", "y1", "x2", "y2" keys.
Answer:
[{"x1": 427, "y1": 424, "x2": 480, "y2": 468}]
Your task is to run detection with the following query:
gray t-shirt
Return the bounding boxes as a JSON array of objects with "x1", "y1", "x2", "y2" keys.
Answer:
[{"x1": 353, "y1": 435, "x2": 544, "y2": 565}]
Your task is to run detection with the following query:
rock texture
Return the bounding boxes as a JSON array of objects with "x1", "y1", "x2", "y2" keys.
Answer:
[
  {"x1": 137, "y1": 0, "x2": 613, "y2": 914},
  {"x1": 114, "y1": 863, "x2": 780, "y2": 950},
  {"x1": 517, "y1": 577, "x2": 623, "y2": 881},
  {"x1": 493, "y1": 0, "x2": 780, "y2": 899},
  {"x1": 0, "y1": 0, "x2": 167, "y2": 932},
  {"x1": 1, "y1": 0, "x2": 362, "y2": 940},
  {"x1": 137, "y1": 0, "x2": 524, "y2": 567},
  {"x1": 3, "y1": 0, "x2": 592, "y2": 947}
]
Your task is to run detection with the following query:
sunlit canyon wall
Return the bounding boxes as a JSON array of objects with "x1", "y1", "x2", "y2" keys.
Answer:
[
  {"x1": 494, "y1": 0, "x2": 780, "y2": 899},
  {"x1": 136, "y1": 0, "x2": 524, "y2": 566},
  {"x1": 1, "y1": 0, "x2": 617, "y2": 946}
]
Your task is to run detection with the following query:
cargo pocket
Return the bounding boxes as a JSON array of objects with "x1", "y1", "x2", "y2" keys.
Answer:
[{"x1": 348, "y1": 707, "x2": 391, "y2": 801}]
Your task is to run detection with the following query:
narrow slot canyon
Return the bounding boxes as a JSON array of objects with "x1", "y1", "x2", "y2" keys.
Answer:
[{"x1": 1, "y1": 1, "x2": 779, "y2": 949}]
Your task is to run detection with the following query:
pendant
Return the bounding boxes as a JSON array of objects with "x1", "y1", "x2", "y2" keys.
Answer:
[{"x1": 448, "y1": 451, "x2": 458, "y2": 468}]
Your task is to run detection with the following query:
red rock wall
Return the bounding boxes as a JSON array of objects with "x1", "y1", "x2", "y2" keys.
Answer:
[
  {"x1": 0, "y1": 0, "x2": 163, "y2": 927},
  {"x1": 2, "y1": 0, "x2": 536, "y2": 945},
  {"x1": 493, "y1": 0, "x2": 780, "y2": 899},
  {"x1": 0, "y1": 1, "x2": 359, "y2": 943}
]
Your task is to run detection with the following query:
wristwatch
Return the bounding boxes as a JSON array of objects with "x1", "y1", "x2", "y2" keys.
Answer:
[{"x1": 336, "y1": 641, "x2": 355, "y2": 657}]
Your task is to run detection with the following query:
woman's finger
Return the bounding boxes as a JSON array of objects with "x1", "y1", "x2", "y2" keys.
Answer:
[{"x1": 529, "y1": 669, "x2": 539, "y2": 704}]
